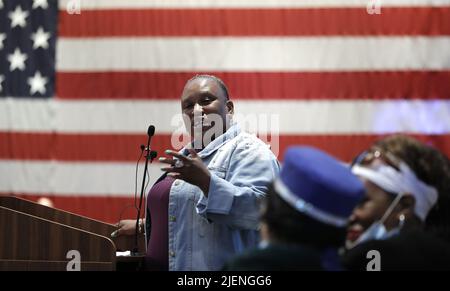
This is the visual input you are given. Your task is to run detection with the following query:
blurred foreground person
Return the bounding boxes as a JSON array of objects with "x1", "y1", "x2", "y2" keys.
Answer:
[{"x1": 224, "y1": 146, "x2": 365, "y2": 271}]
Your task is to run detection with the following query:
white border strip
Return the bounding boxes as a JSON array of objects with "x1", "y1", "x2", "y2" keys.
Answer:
[{"x1": 59, "y1": 0, "x2": 450, "y2": 10}]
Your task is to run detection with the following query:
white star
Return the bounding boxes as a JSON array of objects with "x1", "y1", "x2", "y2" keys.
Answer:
[
  {"x1": 0, "y1": 0, "x2": 4, "y2": 9},
  {"x1": 0, "y1": 75, "x2": 4, "y2": 93},
  {"x1": 28, "y1": 71, "x2": 48, "y2": 95},
  {"x1": 7, "y1": 48, "x2": 28, "y2": 71},
  {"x1": 0, "y1": 33, "x2": 6, "y2": 50},
  {"x1": 32, "y1": 0, "x2": 48, "y2": 9},
  {"x1": 8, "y1": 6, "x2": 29, "y2": 28},
  {"x1": 31, "y1": 27, "x2": 51, "y2": 49}
]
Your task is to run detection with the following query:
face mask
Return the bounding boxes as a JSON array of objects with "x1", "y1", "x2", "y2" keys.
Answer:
[
  {"x1": 346, "y1": 194, "x2": 405, "y2": 249},
  {"x1": 258, "y1": 240, "x2": 270, "y2": 249},
  {"x1": 348, "y1": 221, "x2": 401, "y2": 248}
]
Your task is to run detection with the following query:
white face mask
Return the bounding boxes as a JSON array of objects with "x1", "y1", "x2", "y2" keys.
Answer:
[
  {"x1": 346, "y1": 194, "x2": 405, "y2": 249},
  {"x1": 347, "y1": 221, "x2": 401, "y2": 249},
  {"x1": 258, "y1": 239, "x2": 270, "y2": 249}
]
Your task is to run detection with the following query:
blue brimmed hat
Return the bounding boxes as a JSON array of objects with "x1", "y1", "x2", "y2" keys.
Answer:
[{"x1": 274, "y1": 146, "x2": 365, "y2": 227}]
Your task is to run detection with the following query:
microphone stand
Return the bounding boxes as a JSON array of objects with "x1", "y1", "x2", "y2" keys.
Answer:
[{"x1": 132, "y1": 126, "x2": 157, "y2": 255}]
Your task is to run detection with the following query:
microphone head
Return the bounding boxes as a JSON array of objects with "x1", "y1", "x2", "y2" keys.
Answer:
[
  {"x1": 147, "y1": 125, "x2": 155, "y2": 136},
  {"x1": 140, "y1": 144, "x2": 146, "y2": 151}
]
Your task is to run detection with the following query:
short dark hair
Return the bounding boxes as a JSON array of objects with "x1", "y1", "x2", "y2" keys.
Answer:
[
  {"x1": 187, "y1": 74, "x2": 230, "y2": 100},
  {"x1": 260, "y1": 184, "x2": 347, "y2": 249},
  {"x1": 374, "y1": 135, "x2": 450, "y2": 242}
]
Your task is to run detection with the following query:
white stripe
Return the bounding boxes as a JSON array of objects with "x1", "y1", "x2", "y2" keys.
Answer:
[
  {"x1": 59, "y1": 0, "x2": 450, "y2": 9},
  {"x1": 57, "y1": 37, "x2": 450, "y2": 72},
  {"x1": 1, "y1": 99, "x2": 450, "y2": 134},
  {"x1": 0, "y1": 160, "x2": 163, "y2": 196}
]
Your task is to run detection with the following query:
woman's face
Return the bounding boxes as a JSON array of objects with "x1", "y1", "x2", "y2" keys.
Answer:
[
  {"x1": 181, "y1": 78, "x2": 233, "y2": 146},
  {"x1": 346, "y1": 177, "x2": 396, "y2": 244}
]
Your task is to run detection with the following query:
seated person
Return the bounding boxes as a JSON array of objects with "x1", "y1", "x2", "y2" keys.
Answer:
[
  {"x1": 343, "y1": 135, "x2": 450, "y2": 270},
  {"x1": 223, "y1": 146, "x2": 365, "y2": 271}
]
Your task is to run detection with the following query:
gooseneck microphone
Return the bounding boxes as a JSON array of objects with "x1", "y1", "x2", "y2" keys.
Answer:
[
  {"x1": 147, "y1": 125, "x2": 155, "y2": 137},
  {"x1": 133, "y1": 125, "x2": 157, "y2": 255}
]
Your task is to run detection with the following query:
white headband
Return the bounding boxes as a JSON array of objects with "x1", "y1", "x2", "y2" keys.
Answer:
[{"x1": 352, "y1": 161, "x2": 438, "y2": 221}]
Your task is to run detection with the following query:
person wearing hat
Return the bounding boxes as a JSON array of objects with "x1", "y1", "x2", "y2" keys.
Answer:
[
  {"x1": 223, "y1": 146, "x2": 365, "y2": 271},
  {"x1": 342, "y1": 135, "x2": 450, "y2": 270}
]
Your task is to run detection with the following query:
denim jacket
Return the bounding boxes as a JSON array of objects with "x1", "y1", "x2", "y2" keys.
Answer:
[{"x1": 146, "y1": 124, "x2": 280, "y2": 270}]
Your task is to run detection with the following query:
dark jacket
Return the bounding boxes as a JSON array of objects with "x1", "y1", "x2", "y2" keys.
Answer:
[
  {"x1": 342, "y1": 230, "x2": 450, "y2": 271},
  {"x1": 222, "y1": 243, "x2": 324, "y2": 271}
]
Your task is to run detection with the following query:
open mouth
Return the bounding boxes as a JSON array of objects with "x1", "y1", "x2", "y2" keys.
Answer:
[{"x1": 346, "y1": 225, "x2": 364, "y2": 242}]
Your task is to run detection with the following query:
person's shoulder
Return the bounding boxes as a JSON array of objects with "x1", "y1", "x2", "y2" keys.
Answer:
[
  {"x1": 396, "y1": 230, "x2": 450, "y2": 255},
  {"x1": 222, "y1": 247, "x2": 272, "y2": 271},
  {"x1": 225, "y1": 128, "x2": 279, "y2": 165},
  {"x1": 342, "y1": 230, "x2": 450, "y2": 270},
  {"x1": 223, "y1": 244, "x2": 322, "y2": 271},
  {"x1": 234, "y1": 131, "x2": 273, "y2": 153}
]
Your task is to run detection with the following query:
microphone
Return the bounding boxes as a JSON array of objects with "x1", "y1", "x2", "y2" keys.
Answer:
[
  {"x1": 133, "y1": 125, "x2": 157, "y2": 255},
  {"x1": 148, "y1": 125, "x2": 155, "y2": 137}
]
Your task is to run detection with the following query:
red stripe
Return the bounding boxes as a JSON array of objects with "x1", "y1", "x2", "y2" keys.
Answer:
[
  {"x1": 58, "y1": 8, "x2": 450, "y2": 37},
  {"x1": 3, "y1": 194, "x2": 139, "y2": 224},
  {"x1": 0, "y1": 132, "x2": 171, "y2": 162},
  {"x1": 56, "y1": 71, "x2": 450, "y2": 100},
  {"x1": 279, "y1": 134, "x2": 450, "y2": 162},
  {"x1": 2, "y1": 132, "x2": 449, "y2": 162}
]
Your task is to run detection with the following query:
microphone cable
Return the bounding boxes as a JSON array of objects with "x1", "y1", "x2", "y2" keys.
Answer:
[
  {"x1": 113, "y1": 145, "x2": 146, "y2": 235},
  {"x1": 135, "y1": 145, "x2": 146, "y2": 211}
]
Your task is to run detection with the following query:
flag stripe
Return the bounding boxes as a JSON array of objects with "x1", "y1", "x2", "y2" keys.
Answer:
[
  {"x1": 0, "y1": 132, "x2": 158, "y2": 162},
  {"x1": 2, "y1": 99, "x2": 450, "y2": 134},
  {"x1": 2, "y1": 133, "x2": 449, "y2": 197},
  {"x1": 58, "y1": 8, "x2": 450, "y2": 37},
  {"x1": 56, "y1": 37, "x2": 450, "y2": 72},
  {"x1": 2, "y1": 132, "x2": 450, "y2": 162},
  {"x1": 0, "y1": 160, "x2": 162, "y2": 196},
  {"x1": 56, "y1": 71, "x2": 450, "y2": 100},
  {"x1": 58, "y1": 0, "x2": 450, "y2": 9},
  {"x1": 4, "y1": 0, "x2": 449, "y2": 225}
]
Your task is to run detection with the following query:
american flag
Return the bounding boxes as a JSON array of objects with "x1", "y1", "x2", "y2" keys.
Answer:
[{"x1": 1, "y1": 0, "x2": 449, "y2": 223}]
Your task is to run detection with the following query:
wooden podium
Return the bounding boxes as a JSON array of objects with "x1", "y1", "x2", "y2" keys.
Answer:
[{"x1": 0, "y1": 196, "x2": 145, "y2": 271}]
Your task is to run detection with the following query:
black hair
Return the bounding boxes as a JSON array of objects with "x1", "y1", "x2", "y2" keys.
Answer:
[
  {"x1": 260, "y1": 184, "x2": 347, "y2": 249},
  {"x1": 187, "y1": 74, "x2": 230, "y2": 100}
]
